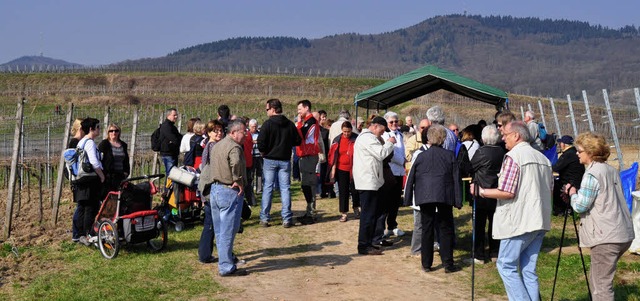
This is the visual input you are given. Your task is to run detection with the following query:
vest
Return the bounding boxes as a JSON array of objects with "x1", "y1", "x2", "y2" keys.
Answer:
[
  {"x1": 578, "y1": 162, "x2": 635, "y2": 247},
  {"x1": 493, "y1": 142, "x2": 553, "y2": 240},
  {"x1": 296, "y1": 114, "x2": 320, "y2": 157}
]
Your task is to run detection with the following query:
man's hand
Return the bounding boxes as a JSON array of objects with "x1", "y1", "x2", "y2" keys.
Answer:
[
  {"x1": 231, "y1": 182, "x2": 244, "y2": 196},
  {"x1": 387, "y1": 136, "x2": 397, "y2": 144}
]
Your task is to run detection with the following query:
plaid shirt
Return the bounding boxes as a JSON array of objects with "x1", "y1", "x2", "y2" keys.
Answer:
[
  {"x1": 570, "y1": 173, "x2": 599, "y2": 214},
  {"x1": 497, "y1": 155, "x2": 519, "y2": 195}
]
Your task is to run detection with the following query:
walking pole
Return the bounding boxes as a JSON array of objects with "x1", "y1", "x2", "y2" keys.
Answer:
[{"x1": 471, "y1": 180, "x2": 478, "y2": 301}]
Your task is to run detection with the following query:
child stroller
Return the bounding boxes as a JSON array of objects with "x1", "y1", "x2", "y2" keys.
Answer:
[
  {"x1": 93, "y1": 174, "x2": 168, "y2": 259},
  {"x1": 156, "y1": 166, "x2": 203, "y2": 231}
]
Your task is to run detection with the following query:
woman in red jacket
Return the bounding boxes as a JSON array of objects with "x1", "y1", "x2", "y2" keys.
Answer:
[{"x1": 328, "y1": 121, "x2": 360, "y2": 222}]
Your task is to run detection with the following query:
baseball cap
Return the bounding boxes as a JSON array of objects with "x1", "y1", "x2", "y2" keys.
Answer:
[
  {"x1": 556, "y1": 135, "x2": 574, "y2": 145},
  {"x1": 370, "y1": 116, "x2": 388, "y2": 129}
]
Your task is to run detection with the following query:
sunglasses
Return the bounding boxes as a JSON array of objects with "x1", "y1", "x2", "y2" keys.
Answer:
[
  {"x1": 388, "y1": 120, "x2": 399, "y2": 124},
  {"x1": 108, "y1": 129, "x2": 120, "y2": 133}
]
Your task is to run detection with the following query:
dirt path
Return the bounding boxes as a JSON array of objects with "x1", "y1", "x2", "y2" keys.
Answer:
[{"x1": 210, "y1": 198, "x2": 504, "y2": 301}]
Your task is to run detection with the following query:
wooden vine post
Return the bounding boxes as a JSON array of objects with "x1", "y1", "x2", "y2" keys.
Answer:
[
  {"x1": 52, "y1": 103, "x2": 74, "y2": 225},
  {"x1": 4, "y1": 98, "x2": 25, "y2": 239}
]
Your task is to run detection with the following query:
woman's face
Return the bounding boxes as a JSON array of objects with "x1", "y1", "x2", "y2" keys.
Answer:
[
  {"x1": 108, "y1": 127, "x2": 120, "y2": 140},
  {"x1": 341, "y1": 127, "x2": 352, "y2": 138},
  {"x1": 575, "y1": 145, "x2": 591, "y2": 165},
  {"x1": 209, "y1": 127, "x2": 224, "y2": 142}
]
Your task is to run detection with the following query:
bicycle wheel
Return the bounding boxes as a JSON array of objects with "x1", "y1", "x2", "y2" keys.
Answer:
[
  {"x1": 147, "y1": 219, "x2": 168, "y2": 252},
  {"x1": 98, "y1": 219, "x2": 119, "y2": 259}
]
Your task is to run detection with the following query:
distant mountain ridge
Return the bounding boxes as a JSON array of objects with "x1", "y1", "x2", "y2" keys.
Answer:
[
  {"x1": 116, "y1": 14, "x2": 640, "y2": 96},
  {"x1": 1, "y1": 55, "x2": 82, "y2": 69},
  {"x1": 3, "y1": 14, "x2": 640, "y2": 97}
]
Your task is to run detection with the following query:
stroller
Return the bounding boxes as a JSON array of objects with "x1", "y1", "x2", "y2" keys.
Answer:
[
  {"x1": 93, "y1": 174, "x2": 168, "y2": 259},
  {"x1": 156, "y1": 166, "x2": 203, "y2": 231}
]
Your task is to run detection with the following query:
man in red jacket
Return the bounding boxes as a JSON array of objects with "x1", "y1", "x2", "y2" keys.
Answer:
[{"x1": 296, "y1": 100, "x2": 322, "y2": 225}]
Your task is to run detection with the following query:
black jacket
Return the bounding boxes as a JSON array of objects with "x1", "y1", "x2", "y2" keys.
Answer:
[
  {"x1": 553, "y1": 146, "x2": 585, "y2": 188},
  {"x1": 404, "y1": 145, "x2": 462, "y2": 208},
  {"x1": 257, "y1": 114, "x2": 302, "y2": 161},
  {"x1": 159, "y1": 119, "x2": 182, "y2": 156},
  {"x1": 470, "y1": 145, "x2": 506, "y2": 189},
  {"x1": 98, "y1": 139, "x2": 130, "y2": 176}
]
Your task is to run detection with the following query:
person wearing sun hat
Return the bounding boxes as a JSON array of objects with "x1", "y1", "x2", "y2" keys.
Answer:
[{"x1": 552, "y1": 135, "x2": 585, "y2": 216}]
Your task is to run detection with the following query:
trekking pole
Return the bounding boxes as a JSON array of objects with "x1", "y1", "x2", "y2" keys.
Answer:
[{"x1": 471, "y1": 181, "x2": 478, "y2": 301}]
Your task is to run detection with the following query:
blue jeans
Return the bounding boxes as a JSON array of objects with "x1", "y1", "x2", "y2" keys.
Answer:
[
  {"x1": 260, "y1": 158, "x2": 292, "y2": 223},
  {"x1": 210, "y1": 184, "x2": 243, "y2": 275},
  {"x1": 198, "y1": 201, "x2": 215, "y2": 262},
  {"x1": 497, "y1": 230, "x2": 546, "y2": 301},
  {"x1": 161, "y1": 155, "x2": 177, "y2": 174}
]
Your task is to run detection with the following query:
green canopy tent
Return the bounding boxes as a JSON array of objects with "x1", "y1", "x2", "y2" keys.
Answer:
[{"x1": 354, "y1": 65, "x2": 508, "y2": 113}]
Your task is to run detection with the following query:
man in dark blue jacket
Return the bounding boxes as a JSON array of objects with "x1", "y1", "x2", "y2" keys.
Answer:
[
  {"x1": 257, "y1": 98, "x2": 302, "y2": 228},
  {"x1": 159, "y1": 108, "x2": 182, "y2": 174}
]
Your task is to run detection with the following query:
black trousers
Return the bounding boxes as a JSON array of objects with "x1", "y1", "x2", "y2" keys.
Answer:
[
  {"x1": 357, "y1": 190, "x2": 383, "y2": 252},
  {"x1": 420, "y1": 203, "x2": 455, "y2": 269},
  {"x1": 384, "y1": 176, "x2": 403, "y2": 230},
  {"x1": 336, "y1": 169, "x2": 359, "y2": 212},
  {"x1": 473, "y1": 197, "x2": 498, "y2": 259}
]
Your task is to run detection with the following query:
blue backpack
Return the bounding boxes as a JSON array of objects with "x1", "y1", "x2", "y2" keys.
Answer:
[{"x1": 538, "y1": 122, "x2": 548, "y2": 142}]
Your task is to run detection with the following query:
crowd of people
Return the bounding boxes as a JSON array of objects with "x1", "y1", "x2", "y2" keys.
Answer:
[{"x1": 68, "y1": 101, "x2": 635, "y2": 298}]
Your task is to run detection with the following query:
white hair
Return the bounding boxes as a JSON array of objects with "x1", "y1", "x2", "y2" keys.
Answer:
[
  {"x1": 525, "y1": 110, "x2": 535, "y2": 119},
  {"x1": 383, "y1": 111, "x2": 398, "y2": 120},
  {"x1": 481, "y1": 125, "x2": 501, "y2": 145},
  {"x1": 249, "y1": 119, "x2": 258, "y2": 126},
  {"x1": 426, "y1": 106, "x2": 445, "y2": 125}
]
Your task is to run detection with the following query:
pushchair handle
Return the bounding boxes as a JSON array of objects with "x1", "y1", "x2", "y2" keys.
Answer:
[{"x1": 120, "y1": 174, "x2": 165, "y2": 185}]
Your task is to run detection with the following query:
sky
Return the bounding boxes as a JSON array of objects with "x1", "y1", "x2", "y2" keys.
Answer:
[{"x1": 1, "y1": 0, "x2": 638, "y2": 66}]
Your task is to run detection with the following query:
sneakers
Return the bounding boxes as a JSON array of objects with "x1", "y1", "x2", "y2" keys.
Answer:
[
  {"x1": 78, "y1": 236, "x2": 91, "y2": 246},
  {"x1": 433, "y1": 242, "x2": 440, "y2": 252},
  {"x1": 282, "y1": 221, "x2": 293, "y2": 228},
  {"x1": 392, "y1": 228, "x2": 405, "y2": 237},
  {"x1": 72, "y1": 237, "x2": 80, "y2": 243},
  {"x1": 259, "y1": 221, "x2": 271, "y2": 228}
]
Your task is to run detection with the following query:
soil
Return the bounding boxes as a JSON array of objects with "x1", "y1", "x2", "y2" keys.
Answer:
[{"x1": 0, "y1": 187, "x2": 504, "y2": 301}]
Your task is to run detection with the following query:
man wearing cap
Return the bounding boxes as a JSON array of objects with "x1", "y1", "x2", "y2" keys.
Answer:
[
  {"x1": 353, "y1": 116, "x2": 396, "y2": 255},
  {"x1": 552, "y1": 135, "x2": 585, "y2": 216}
]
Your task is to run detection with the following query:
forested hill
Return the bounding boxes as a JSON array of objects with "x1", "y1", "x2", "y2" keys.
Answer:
[{"x1": 119, "y1": 14, "x2": 640, "y2": 97}]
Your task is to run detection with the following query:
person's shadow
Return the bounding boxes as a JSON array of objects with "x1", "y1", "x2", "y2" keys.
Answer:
[{"x1": 238, "y1": 241, "x2": 353, "y2": 273}]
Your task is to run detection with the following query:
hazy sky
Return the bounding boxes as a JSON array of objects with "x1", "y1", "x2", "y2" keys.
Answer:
[{"x1": 1, "y1": 0, "x2": 638, "y2": 65}]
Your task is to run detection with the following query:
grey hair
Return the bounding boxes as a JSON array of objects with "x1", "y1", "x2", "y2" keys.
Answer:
[
  {"x1": 249, "y1": 119, "x2": 258, "y2": 126},
  {"x1": 481, "y1": 125, "x2": 501, "y2": 145},
  {"x1": 227, "y1": 120, "x2": 246, "y2": 133},
  {"x1": 338, "y1": 110, "x2": 351, "y2": 120},
  {"x1": 525, "y1": 110, "x2": 535, "y2": 119},
  {"x1": 383, "y1": 111, "x2": 398, "y2": 120},
  {"x1": 426, "y1": 106, "x2": 445, "y2": 125},
  {"x1": 509, "y1": 121, "x2": 530, "y2": 142},
  {"x1": 426, "y1": 124, "x2": 447, "y2": 146}
]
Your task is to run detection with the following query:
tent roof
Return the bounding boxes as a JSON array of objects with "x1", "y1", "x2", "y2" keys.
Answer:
[{"x1": 354, "y1": 65, "x2": 508, "y2": 110}]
